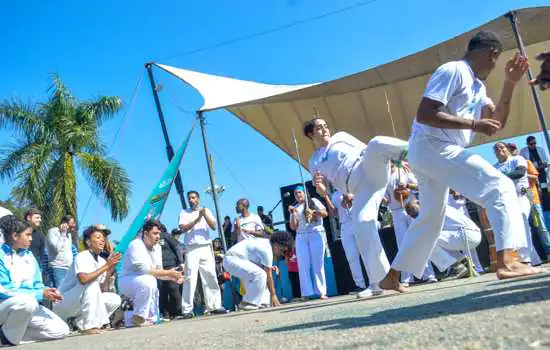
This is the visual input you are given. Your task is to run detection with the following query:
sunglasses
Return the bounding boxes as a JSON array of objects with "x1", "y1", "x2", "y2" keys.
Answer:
[{"x1": 529, "y1": 143, "x2": 537, "y2": 146}]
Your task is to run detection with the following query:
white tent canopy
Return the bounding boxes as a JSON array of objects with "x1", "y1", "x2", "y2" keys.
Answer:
[{"x1": 155, "y1": 6, "x2": 550, "y2": 167}]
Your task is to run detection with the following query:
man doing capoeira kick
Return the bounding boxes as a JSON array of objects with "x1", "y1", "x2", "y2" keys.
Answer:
[
  {"x1": 307, "y1": 118, "x2": 408, "y2": 297},
  {"x1": 379, "y1": 31, "x2": 538, "y2": 293}
]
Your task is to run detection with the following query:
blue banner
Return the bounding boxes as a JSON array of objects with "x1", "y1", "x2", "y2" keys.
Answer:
[{"x1": 115, "y1": 125, "x2": 194, "y2": 255}]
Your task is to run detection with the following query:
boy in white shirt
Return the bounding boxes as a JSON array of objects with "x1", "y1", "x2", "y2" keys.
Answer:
[
  {"x1": 233, "y1": 198, "x2": 265, "y2": 242},
  {"x1": 380, "y1": 31, "x2": 535, "y2": 293}
]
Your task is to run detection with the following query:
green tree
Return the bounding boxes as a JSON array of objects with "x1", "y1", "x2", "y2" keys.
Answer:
[
  {"x1": 0, "y1": 199, "x2": 25, "y2": 219},
  {"x1": 0, "y1": 75, "x2": 131, "y2": 228}
]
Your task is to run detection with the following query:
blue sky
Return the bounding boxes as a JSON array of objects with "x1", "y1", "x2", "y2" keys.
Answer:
[{"x1": 1, "y1": 0, "x2": 549, "y2": 242}]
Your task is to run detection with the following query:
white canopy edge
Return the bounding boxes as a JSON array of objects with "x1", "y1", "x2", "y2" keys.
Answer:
[
  {"x1": 153, "y1": 6, "x2": 550, "y2": 167},
  {"x1": 155, "y1": 63, "x2": 319, "y2": 112}
]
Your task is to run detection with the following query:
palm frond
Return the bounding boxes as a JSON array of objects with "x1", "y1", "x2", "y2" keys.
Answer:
[
  {"x1": 77, "y1": 152, "x2": 131, "y2": 221},
  {"x1": 77, "y1": 96, "x2": 123, "y2": 127},
  {"x1": 42, "y1": 153, "x2": 77, "y2": 226},
  {"x1": 0, "y1": 98, "x2": 45, "y2": 136},
  {"x1": 0, "y1": 139, "x2": 55, "y2": 181}
]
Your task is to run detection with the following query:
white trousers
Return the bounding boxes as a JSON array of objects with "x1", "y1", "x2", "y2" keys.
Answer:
[
  {"x1": 394, "y1": 134, "x2": 527, "y2": 277},
  {"x1": 182, "y1": 244, "x2": 222, "y2": 313},
  {"x1": 119, "y1": 274, "x2": 158, "y2": 327},
  {"x1": 430, "y1": 219, "x2": 482, "y2": 271},
  {"x1": 0, "y1": 295, "x2": 69, "y2": 345},
  {"x1": 223, "y1": 256, "x2": 270, "y2": 306},
  {"x1": 347, "y1": 136, "x2": 409, "y2": 284},
  {"x1": 295, "y1": 231, "x2": 327, "y2": 297},
  {"x1": 340, "y1": 222, "x2": 366, "y2": 289},
  {"x1": 53, "y1": 282, "x2": 121, "y2": 330},
  {"x1": 391, "y1": 209, "x2": 435, "y2": 282},
  {"x1": 518, "y1": 195, "x2": 542, "y2": 265}
]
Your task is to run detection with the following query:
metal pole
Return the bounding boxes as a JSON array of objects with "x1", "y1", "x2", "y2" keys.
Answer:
[
  {"x1": 506, "y1": 11, "x2": 550, "y2": 154},
  {"x1": 197, "y1": 111, "x2": 228, "y2": 252},
  {"x1": 145, "y1": 63, "x2": 187, "y2": 210}
]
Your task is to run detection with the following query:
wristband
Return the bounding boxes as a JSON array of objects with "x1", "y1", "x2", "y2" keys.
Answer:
[{"x1": 471, "y1": 119, "x2": 476, "y2": 130}]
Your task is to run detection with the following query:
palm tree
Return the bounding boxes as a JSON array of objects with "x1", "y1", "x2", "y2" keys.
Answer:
[{"x1": 0, "y1": 75, "x2": 131, "y2": 228}]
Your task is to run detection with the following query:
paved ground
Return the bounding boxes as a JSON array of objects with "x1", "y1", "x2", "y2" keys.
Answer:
[{"x1": 22, "y1": 269, "x2": 550, "y2": 350}]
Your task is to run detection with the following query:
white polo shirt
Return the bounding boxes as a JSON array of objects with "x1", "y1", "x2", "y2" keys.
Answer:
[
  {"x1": 178, "y1": 208, "x2": 213, "y2": 247},
  {"x1": 411, "y1": 60, "x2": 493, "y2": 147},
  {"x1": 309, "y1": 131, "x2": 366, "y2": 193},
  {"x1": 225, "y1": 238, "x2": 273, "y2": 268}
]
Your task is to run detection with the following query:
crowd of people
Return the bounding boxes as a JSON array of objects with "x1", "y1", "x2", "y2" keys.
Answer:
[{"x1": 0, "y1": 33, "x2": 549, "y2": 347}]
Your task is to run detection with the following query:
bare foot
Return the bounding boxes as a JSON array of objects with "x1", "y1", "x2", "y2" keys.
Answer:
[
  {"x1": 497, "y1": 261, "x2": 542, "y2": 280},
  {"x1": 82, "y1": 328, "x2": 104, "y2": 335},
  {"x1": 379, "y1": 269, "x2": 408, "y2": 293},
  {"x1": 319, "y1": 295, "x2": 329, "y2": 300}
]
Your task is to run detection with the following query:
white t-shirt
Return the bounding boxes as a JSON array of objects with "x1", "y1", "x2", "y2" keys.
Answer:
[
  {"x1": 309, "y1": 131, "x2": 366, "y2": 193},
  {"x1": 494, "y1": 155, "x2": 530, "y2": 196},
  {"x1": 411, "y1": 60, "x2": 493, "y2": 147},
  {"x1": 331, "y1": 191, "x2": 352, "y2": 225},
  {"x1": 236, "y1": 213, "x2": 264, "y2": 242},
  {"x1": 119, "y1": 238, "x2": 162, "y2": 278},
  {"x1": 385, "y1": 169, "x2": 418, "y2": 211},
  {"x1": 447, "y1": 194, "x2": 468, "y2": 217},
  {"x1": 58, "y1": 250, "x2": 106, "y2": 294},
  {"x1": 294, "y1": 198, "x2": 326, "y2": 235},
  {"x1": 442, "y1": 205, "x2": 478, "y2": 233},
  {"x1": 178, "y1": 208, "x2": 213, "y2": 246},
  {"x1": 46, "y1": 227, "x2": 73, "y2": 268},
  {"x1": 225, "y1": 238, "x2": 273, "y2": 268}
]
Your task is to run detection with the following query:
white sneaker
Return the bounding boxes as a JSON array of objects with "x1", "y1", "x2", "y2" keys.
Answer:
[
  {"x1": 357, "y1": 287, "x2": 383, "y2": 299},
  {"x1": 239, "y1": 303, "x2": 259, "y2": 311}
]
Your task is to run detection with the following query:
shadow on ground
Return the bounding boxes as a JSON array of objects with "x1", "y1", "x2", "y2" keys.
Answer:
[{"x1": 265, "y1": 276, "x2": 550, "y2": 333}]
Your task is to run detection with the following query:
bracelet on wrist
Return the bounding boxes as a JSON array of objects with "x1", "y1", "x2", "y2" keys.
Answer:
[{"x1": 471, "y1": 119, "x2": 476, "y2": 130}]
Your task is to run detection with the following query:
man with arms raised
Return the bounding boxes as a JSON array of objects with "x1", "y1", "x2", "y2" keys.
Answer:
[{"x1": 380, "y1": 31, "x2": 535, "y2": 293}]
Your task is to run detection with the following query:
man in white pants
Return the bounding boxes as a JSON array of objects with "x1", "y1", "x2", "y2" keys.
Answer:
[
  {"x1": 0, "y1": 215, "x2": 69, "y2": 346},
  {"x1": 385, "y1": 164, "x2": 437, "y2": 285},
  {"x1": 404, "y1": 199, "x2": 482, "y2": 275},
  {"x1": 307, "y1": 118, "x2": 408, "y2": 298},
  {"x1": 119, "y1": 220, "x2": 183, "y2": 327},
  {"x1": 493, "y1": 142, "x2": 541, "y2": 265},
  {"x1": 54, "y1": 226, "x2": 122, "y2": 334},
  {"x1": 380, "y1": 31, "x2": 536, "y2": 293},
  {"x1": 179, "y1": 190, "x2": 227, "y2": 319},
  {"x1": 223, "y1": 232, "x2": 292, "y2": 310},
  {"x1": 328, "y1": 190, "x2": 366, "y2": 291}
]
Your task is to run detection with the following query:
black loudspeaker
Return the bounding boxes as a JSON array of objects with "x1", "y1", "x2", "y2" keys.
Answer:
[{"x1": 279, "y1": 181, "x2": 336, "y2": 244}]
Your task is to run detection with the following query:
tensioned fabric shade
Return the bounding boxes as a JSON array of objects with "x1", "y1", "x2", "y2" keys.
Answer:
[{"x1": 155, "y1": 6, "x2": 550, "y2": 168}]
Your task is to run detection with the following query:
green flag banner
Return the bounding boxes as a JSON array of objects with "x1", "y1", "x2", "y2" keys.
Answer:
[{"x1": 115, "y1": 125, "x2": 194, "y2": 256}]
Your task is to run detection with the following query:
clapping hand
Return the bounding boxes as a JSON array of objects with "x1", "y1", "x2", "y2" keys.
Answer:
[
  {"x1": 43, "y1": 288, "x2": 63, "y2": 303},
  {"x1": 504, "y1": 53, "x2": 529, "y2": 84}
]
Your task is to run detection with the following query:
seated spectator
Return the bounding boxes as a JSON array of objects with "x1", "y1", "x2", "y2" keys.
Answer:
[
  {"x1": 223, "y1": 232, "x2": 292, "y2": 310},
  {"x1": 53, "y1": 226, "x2": 122, "y2": 335},
  {"x1": 118, "y1": 220, "x2": 183, "y2": 327},
  {"x1": 47, "y1": 215, "x2": 75, "y2": 288},
  {"x1": 0, "y1": 215, "x2": 69, "y2": 346}
]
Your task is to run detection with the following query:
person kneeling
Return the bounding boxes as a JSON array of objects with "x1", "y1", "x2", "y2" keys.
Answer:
[
  {"x1": 53, "y1": 226, "x2": 122, "y2": 335},
  {"x1": 405, "y1": 199, "x2": 482, "y2": 278},
  {"x1": 0, "y1": 215, "x2": 69, "y2": 346},
  {"x1": 118, "y1": 220, "x2": 183, "y2": 327},
  {"x1": 223, "y1": 232, "x2": 292, "y2": 311}
]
